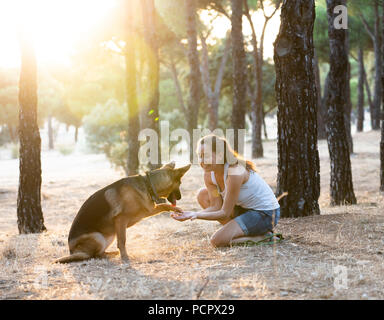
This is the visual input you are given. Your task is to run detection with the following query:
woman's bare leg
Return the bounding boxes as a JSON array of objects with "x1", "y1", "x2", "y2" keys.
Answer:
[
  {"x1": 210, "y1": 221, "x2": 279, "y2": 247},
  {"x1": 210, "y1": 220, "x2": 245, "y2": 247},
  {"x1": 197, "y1": 188, "x2": 210, "y2": 209}
]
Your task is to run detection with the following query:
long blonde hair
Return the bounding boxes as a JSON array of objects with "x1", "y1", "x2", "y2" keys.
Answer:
[{"x1": 196, "y1": 134, "x2": 257, "y2": 172}]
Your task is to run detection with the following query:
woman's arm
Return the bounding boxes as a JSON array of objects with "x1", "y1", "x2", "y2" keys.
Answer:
[
  {"x1": 200, "y1": 171, "x2": 223, "y2": 212},
  {"x1": 196, "y1": 174, "x2": 243, "y2": 221}
]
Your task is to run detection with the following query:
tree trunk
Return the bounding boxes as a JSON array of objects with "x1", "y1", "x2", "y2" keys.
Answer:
[
  {"x1": 274, "y1": 0, "x2": 320, "y2": 218},
  {"x1": 142, "y1": 0, "x2": 161, "y2": 169},
  {"x1": 17, "y1": 33, "x2": 46, "y2": 234},
  {"x1": 231, "y1": 0, "x2": 246, "y2": 152},
  {"x1": 48, "y1": 115, "x2": 54, "y2": 150},
  {"x1": 363, "y1": 66, "x2": 374, "y2": 129},
  {"x1": 199, "y1": 32, "x2": 230, "y2": 130},
  {"x1": 357, "y1": 46, "x2": 365, "y2": 132},
  {"x1": 262, "y1": 111, "x2": 268, "y2": 140},
  {"x1": 253, "y1": 61, "x2": 264, "y2": 158},
  {"x1": 7, "y1": 124, "x2": 17, "y2": 143},
  {"x1": 244, "y1": 1, "x2": 263, "y2": 158},
  {"x1": 381, "y1": 108, "x2": 384, "y2": 190},
  {"x1": 373, "y1": 1, "x2": 382, "y2": 130},
  {"x1": 169, "y1": 55, "x2": 187, "y2": 115},
  {"x1": 245, "y1": 0, "x2": 280, "y2": 158},
  {"x1": 74, "y1": 126, "x2": 79, "y2": 143},
  {"x1": 246, "y1": 1, "x2": 281, "y2": 157},
  {"x1": 314, "y1": 50, "x2": 327, "y2": 140},
  {"x1": 381, "y1": 0, "x2": 384, "y2": 191},
  {"x1": 345, "y1": 45, "x2": 354, "y2": 154},
  {"x1": 185, "y1": 0, "x2": 202, "y2": 161},
  {"x1": 325, "y1": 0, "x2": 356, "y2": 206},
  {"x1": 125, "y1": 0, "x2": 140, "y2": 175},
  {"x1": 322, "y1": 72, "x2": 330, "y2": 134}
]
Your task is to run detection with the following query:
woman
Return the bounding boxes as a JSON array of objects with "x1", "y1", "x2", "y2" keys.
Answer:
[{"x1": 171, "y1": 134, "x2": 280, "y2": 247}]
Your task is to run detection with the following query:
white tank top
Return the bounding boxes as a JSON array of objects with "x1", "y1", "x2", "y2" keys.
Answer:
[{"x1": 211, "y1": 163, "x2": 280, "y2": 211}]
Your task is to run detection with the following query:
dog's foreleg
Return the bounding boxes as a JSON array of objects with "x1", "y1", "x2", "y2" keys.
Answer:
[
  {"x1": 153, "y1": 203, "x2": 182, "y2": 214},
  {"x1": 114, "y1": 215, "x2": 129, "y2": 262}
]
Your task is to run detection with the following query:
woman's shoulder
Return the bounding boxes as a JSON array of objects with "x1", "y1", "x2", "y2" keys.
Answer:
[
  {"x1": 227, "y1": 164, "x2": 249, "y2": 184},
  {"x1": 227, "y1": 163, "x2": 246, "y2": 172}
]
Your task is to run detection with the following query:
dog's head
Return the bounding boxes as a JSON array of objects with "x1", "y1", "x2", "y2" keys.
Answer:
[{"x1": 157, "y1": 161, "x2": 191, "y2": 206}]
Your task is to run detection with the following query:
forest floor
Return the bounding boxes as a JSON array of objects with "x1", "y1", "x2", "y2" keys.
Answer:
[{"x1": 0, "y1": 130, "x2": 383, "y2": 300}]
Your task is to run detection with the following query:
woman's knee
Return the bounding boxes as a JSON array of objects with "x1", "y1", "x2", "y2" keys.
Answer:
[
  {"x1": 210, "y1": 233, "x2": 227, "y2": 248},
  {"x1": 197, "y1": 188, "x2": 210, "y2": 209},
  {"x1": 210, "y1": 228, "x2": 231, "y2": 248},
  {"x1": 210, "y1": 220, "x2": 245, "y2": 248}
]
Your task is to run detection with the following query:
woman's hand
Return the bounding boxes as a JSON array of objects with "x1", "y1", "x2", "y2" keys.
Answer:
[
  {"x1": 171, "y1": 211, "x2": 198, "y2": 222},
  {"x1": 171, "y1": 206, "x2": 184, "y2": 213}
]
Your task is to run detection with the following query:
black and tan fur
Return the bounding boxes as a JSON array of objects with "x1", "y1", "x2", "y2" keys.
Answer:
[{"x1": 55, "y1": 162, "x2": 190, "y2": 263}]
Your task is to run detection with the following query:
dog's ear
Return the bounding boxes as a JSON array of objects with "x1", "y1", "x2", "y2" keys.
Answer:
[
  {"x1": 174, "y1": 164, "x2": 191, "y2": 179},
  {"x1": 161, "y1": 161, "x2": 175, "y2": 169}
]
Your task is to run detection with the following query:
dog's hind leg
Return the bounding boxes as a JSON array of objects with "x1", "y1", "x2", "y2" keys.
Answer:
[
  {"x1": 54, "y1": 252, "x2": 91, "y2": 264},
  {"x1": 54, "y1": 232, "x2": 109, "y2": 264}
]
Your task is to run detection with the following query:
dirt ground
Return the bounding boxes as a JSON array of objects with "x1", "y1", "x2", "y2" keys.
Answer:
[{"x1": 0, "y1": 130, "x2": 383, "y2": 300}]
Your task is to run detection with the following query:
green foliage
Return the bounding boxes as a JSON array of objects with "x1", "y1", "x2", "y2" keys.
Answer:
[
  {"x1": 156, "y1": 0, "x2": 187, "y2": 38},
  {"x1": 159, "y1": 77, "x2": 187, "y2": 129},
  {"x1": 83, "y1": 98, "x2": 128, "y2": 158},
  {"x1": 108, "y1": 141, "x2": 128, "y2": 172},
  {"x1": 314, "y1": 1, "x2": 330, "y2": 63},
  {"x1": 261, "y1": 62, "x2": 277, "y2": 111},
  {"x1": 57, "y1": 144, "x2": 74, "y2": 156}
]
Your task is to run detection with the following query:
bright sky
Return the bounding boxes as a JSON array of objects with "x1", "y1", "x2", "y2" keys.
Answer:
[
  {"x1": 0, "y1": 0, "x2": 117, "y2": 68},
  {"x1": 0, "y1": 0, "x2": 280, "y2": 69},
  {"x1": 200, "y1": 7, "x2": 281, "y2": 59}
]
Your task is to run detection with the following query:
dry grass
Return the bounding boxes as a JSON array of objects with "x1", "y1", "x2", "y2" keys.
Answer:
[{"x1": 0, "y1": 131, "x2": 383, "y2": 300}]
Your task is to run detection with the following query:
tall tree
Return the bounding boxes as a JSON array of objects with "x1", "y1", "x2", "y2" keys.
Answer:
[
  {"x1": 17, "y1": 33, "x2": 46, "y2": 233},
  {"x1": 349, "y1": 13, "x2": 372, "y2": 133},
  {"x1": 357, "y1": 46, "x2": 365, "y2": 132},
  {"x1": 125, "y1": 0, "x2": 140, "y2": 174},
  {"x1": 141, "y1": 0, "x2": 162, "y2": 168},
  {"x1": 274, "y1": 0, "x2": 320, "y2": 218},
  {"x1": 325, "y1": 0, "x2": 356, "y2": 205},
  {"x1": 199, "y1": 30, "x2": 231, "y2": 130},
  {"x1": 185, "y1": 0, "x2": 202, "y2": 160},
  {"x1": 381, "y1": 0, "x2": 384, "y2": 191},
  {"x1": 244, "y1": 0, "x2": 281, "y2": 158},
  {"x1": 359, "y1": 1, "x2": 382, "y2": 130},
  {"x1": 344, "y1": 31, "x2": 354, "y2": 154},
  {"x1": 231, "y1": 0, "x2": 246, "y2": 152},
  {"x1": 314, "y1": 3, "x2": 331, "y2": 140},
  {"x1": 243, "y1": 0, "x2": 263, "y2": 157},
  {"x1": 313, "y1": 50, "x2": 327, "y2": 140}
]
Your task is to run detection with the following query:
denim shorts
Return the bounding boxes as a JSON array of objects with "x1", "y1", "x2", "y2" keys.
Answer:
[{"x1": 233, "y1": 206, "x2": 280, "y2": 236}]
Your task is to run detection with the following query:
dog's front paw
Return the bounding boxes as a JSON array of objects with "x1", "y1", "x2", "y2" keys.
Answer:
[{"x1": 121, "y1": 254, "x2": 130, "y2": 264}]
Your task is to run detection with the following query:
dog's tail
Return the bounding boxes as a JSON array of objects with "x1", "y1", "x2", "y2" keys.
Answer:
[
  {"x1": 54, "y1": 252, "x2": 91, "y2": 264},
  {"x1": 276, "y1": 192, "x2": 288, "y2": 202}
]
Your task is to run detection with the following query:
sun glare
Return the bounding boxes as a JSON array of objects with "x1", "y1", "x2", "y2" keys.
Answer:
[
  {"x1": 0, "y1": 0, "x2": 117, "y2": 68},
  {"x1": 0, "y1": 1, "x2": 280, "y2": 69}
]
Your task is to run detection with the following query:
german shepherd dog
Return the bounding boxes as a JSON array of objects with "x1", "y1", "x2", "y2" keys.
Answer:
[{"x1": 55, "y1": 162, "x2": 190, "y2": 263}]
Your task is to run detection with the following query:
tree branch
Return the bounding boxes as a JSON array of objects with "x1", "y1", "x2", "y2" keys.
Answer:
[
  {"x1": 359, "y1": 13, "x2": 375, "y2": 41},
  {"x1": 168, "y1": 53, "x2": 187, "y2": 115},
  {"x1": 199, "y1": 32, "x2": 213, "y2": 99},
  {"x1": 210, "y1": 2, "x2": 230, "y2": 20},
  {"x1": 213, "y1": 32, "x2": 231, "y2": 97}
]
